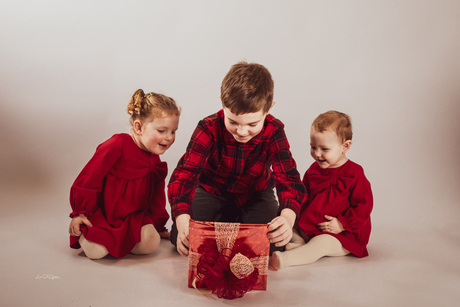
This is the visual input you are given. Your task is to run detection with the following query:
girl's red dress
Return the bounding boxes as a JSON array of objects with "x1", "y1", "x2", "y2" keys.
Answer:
[
  {"x1": 69, "y1": 133, "x2": 169, "y2": 258},
  {"x1": 297, "y1": 160, "x2": 373, "y2": 258}
]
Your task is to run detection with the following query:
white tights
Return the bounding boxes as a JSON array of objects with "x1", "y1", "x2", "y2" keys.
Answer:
[{"x1": 271, "y1": 230, "x2": 350, "y2": 270}]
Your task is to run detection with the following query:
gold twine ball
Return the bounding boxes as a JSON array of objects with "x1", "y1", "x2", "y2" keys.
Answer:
[{"x1": 230, "y1": 253, "x2": 254, "y2": 279}]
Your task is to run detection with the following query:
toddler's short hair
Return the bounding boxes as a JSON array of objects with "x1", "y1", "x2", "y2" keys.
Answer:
[
  {"x1": 312, "y1": 110, "x2": 353, "y2": 143},
  {"x1": 220, "y1": 61, "x2": 274, "y2": 115}
]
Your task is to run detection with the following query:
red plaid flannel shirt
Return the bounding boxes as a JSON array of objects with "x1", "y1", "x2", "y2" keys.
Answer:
[{"x1": 168, "y1": 110, "x2": 306, "y2": 220}]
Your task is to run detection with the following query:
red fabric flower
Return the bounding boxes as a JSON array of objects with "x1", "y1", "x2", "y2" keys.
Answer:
[{"x1": 196, "y1": 248, "x2": 259, "y2": 299}]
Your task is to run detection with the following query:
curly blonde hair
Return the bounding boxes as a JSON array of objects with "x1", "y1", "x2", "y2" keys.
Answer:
[{"x1": 126, "y1": 89, "x2": 181, "y2": 125}]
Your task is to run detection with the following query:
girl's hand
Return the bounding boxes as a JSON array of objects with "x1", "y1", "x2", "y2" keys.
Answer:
[
  {"x1": 159, "y1": 230, "x2": 171, "y2": 239},
  {"x1": 68, "y1": 214, "x2": 93, "y2": 237},
  {"x1": 175, "y1": 214, "x2": 191, "y2": 256},
  {"x1": 317, "y1": 215, "x2": 344, "y2": 234},
  {"x1": 267, "y1": 209, "x2": 296, "y2": 247}
]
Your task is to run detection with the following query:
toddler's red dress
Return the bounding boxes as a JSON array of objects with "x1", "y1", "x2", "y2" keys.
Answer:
[
  {"x1": 297, "y1": 160, "x2": 373, "y2": 258},
  {"x1": 69, "y1": 133, "x2": 169, "y2": 258}
]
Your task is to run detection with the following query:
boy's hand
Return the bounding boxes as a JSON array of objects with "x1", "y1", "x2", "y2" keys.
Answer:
[
  {"x1": 317, "y1": 215, "x2": 344, "y2": 234},
  {"x1": 68, "y1": 214, "x2": 92, "y2": 237},
  {"x1": 175, "y1": 214, "x2": 191, "y2": 256},
  {"x1": 267, "y1": 209, "x2": 296, "y2": 247}
]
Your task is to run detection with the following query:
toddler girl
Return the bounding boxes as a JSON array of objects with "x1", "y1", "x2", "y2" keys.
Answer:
[
  {"x1": 271, "y1": 110, "x2": 373, "y2": 269},
  {"x1": 68, "y1": 89, "x2": 180, "y2": 259}
]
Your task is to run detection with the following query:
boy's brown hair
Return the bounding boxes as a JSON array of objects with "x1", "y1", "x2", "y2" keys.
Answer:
[
  {"x1": 312, "y1": 110, "x2": 353, "y2": 143},
  {"x1": 220, "y1": 61, "x2": 274, "y2": 115}
]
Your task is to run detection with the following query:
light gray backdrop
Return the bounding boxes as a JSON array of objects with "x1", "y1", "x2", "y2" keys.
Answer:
[
  {"x1": 2, "y1": 0, "x2": 459, "y2": 229},
  {"x1": 1, "y1": 1, "x2": 459, "y2": 304}
]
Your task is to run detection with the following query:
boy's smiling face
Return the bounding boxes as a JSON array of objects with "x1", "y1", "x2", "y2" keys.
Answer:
[{"x1": 223, "y1": 107, "x2": 268, "y2": 143}]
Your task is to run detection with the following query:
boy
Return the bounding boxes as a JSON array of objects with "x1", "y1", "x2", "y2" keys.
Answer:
[
  {"x1": 168, "y1": 61, "x2": 306, "y2": 256},
  {"x1": 271, "y1": 111, "x2": 373, "y2": 269}
]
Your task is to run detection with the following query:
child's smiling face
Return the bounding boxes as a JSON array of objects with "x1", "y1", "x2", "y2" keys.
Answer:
[
  {"x1": 135, "y1": 114, "x2": 179, "y2": 155},
  {"x1": 310, "y1": 128, "x2": 351, "y2": 169},
  {"x1": 223, "y1": 107, "x2": 267, "y2": 143}
]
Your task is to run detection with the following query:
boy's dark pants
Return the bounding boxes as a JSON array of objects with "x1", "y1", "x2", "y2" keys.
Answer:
[{"x1": 170, "y1": 186, "x2": 284, "y2": 255}]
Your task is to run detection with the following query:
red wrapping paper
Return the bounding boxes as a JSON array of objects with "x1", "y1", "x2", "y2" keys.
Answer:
[{"x1": 188, "y1": 219, "x2": 270, "y2": 291}]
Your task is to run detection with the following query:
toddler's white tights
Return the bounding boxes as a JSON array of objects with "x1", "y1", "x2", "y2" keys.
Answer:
[{"x1": 271, "y1": 232, "x2": 349, "y2": 270}]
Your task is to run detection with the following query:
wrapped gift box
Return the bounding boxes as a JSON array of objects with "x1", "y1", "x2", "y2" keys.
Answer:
[{"x1": 188, "y1": 219, "x2": 270, "y2": 295}]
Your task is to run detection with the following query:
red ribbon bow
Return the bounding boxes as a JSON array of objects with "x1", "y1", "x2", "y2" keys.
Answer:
[
  {"x1": 308, "y1": 173, "x2": 355, "y2": 197},
  {"x1": 195, "y1": 248, "x2": 259, "y2": 299}
]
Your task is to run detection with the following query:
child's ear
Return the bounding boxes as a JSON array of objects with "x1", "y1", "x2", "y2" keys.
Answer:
[
  {"x1": 133, "y1": 120, "x2": 143, "y2": 135},
  {"x1": 342, "y1": 140, "x2": 352, "y2": 154}
]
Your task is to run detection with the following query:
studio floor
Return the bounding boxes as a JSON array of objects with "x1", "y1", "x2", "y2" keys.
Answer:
[{"x1": 1, "y1": 184, "x2": 459, "y2": 307}]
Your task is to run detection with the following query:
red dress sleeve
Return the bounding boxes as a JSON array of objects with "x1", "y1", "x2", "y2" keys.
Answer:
[
  {"x1": 69, "y1": 136, "x2": 122, "y2": 218},
  {"x1": 337, "y1": 168, "x2": 373, "y2": 235}
]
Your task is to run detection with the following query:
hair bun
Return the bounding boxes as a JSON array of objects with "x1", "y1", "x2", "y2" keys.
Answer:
[
  {"x1": 127, "y1": 89, "x2": 181, "y2": 126},
  {"x1": 127, "y1": 89, "x2": 145, "y2": 116}
]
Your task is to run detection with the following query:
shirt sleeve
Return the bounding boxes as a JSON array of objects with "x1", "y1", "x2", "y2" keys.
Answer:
[
  {"x1": 69, "y1": 136, "x2": 122, "y2": 218},
  {"x1": 301, "y1": 169, "x2": 311, "y2": 203},
  {"x1": 168, "y1": 121, "x2": 213, "y2": 221},
  {"x1": 337, "y1": 170, "x2": 373, "y2": 233},
  {"x1": 268, "y1": 129, "x2": 306, "y2": 216}
]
